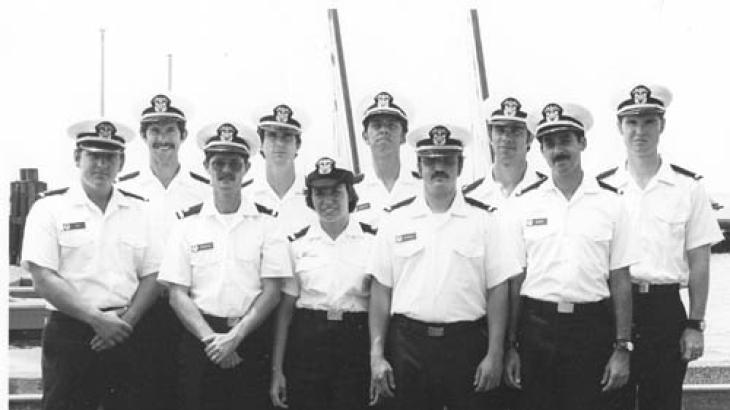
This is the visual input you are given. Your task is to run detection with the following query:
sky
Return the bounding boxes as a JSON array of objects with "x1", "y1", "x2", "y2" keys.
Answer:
[{"x1": 1, "y1": 0, "x2": 729, "y2": 395}]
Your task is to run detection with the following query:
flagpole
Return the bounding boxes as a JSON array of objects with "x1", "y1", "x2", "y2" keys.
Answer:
[
  {"x1": 99, "y1": 28, "x2": 106, "y2": 117},
  {"x1": 167, "y1": 53, "x2": 173, "y2": 92},
  {"x1": 468, "y1": 9, "x2": 492, "y2": 180},
  {"x1": 327, "y1": 9, "x2": 361, "y2": 176}
]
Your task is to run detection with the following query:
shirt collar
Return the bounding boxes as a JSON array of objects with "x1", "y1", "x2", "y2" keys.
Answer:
[
  {"x1": 69, "y1": 181, "x2": 131, "y2": 210},
  {"x1": 361, "y1": 164, "x2": 418, "y2": 188},
  {"x1": 486, "y1": 162, "x2": 545, "y2": 196},
  {"x1": 541, "y1": 173, "x2": 601, "y2": 197},
  {"x1": 409, "y1": 192, "x2": 469, "y2": 218},
  {"x1": 199, "y1": 195, "x2": 259, "y2": 218},
  {"x1": 615, "y1": 154, "x2": 676, "y2": 188},
  {"x1": 307, "y1": 218, "x2": 364, "y2": 241}
]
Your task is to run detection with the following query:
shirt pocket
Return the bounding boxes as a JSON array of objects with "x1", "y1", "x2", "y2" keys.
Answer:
[
  {"x1": 58, "y1": 229, "x2": 94, "y2": 268},
  {"x1": 653, "y1": 209, "x2": 687, "y2": 242},
  {"x1": 295, "y1": 256, "x2": 328, "y2": 294},
  {"x1": 117, "y1": 235, "x2": 146, "y2": 277}
]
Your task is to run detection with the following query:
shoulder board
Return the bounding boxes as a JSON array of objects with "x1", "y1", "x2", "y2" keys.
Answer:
[
  {"x1": 287, "y1": 225, "x2": 310, "y2": 242},
  {"x1": 411, "y1": 170, "x2": 422, "y2": 179},
  {"x1": 176, "y1": 202, "x2": 203, "y2": 219},
  {"x1": 461, "y1": 177, "x2": 485, "y2": 195},
  {"x1": 359, "y1": 222, "x2": 378, "y2": 235},
  {"x1": 118, "y1": 188, "x2": 148, "y2": 201},
  {"x1": 464, "y1": 196, "x2": 497, "y2": 213},
  {"x1": 385, "y1": 196, "x2": 417, "y2": 213},
  {"x1": 241, "y1": 179, "x2": 253, "y2": 188},
  {"x1": 670, "y1": 164, "x2": 703, "y2": 180},
  {"x1": 255, "y1": 203, "x2": 278, "y2": 217},
  {"x1": 596, "y1": 167, "x2": 618, "y2": 181},
  {"x1": 515, "y1": 174, "x2": 549, "y2": 197},
  {"x1": 189, "y1": 171, "x2": 210, "y2": 184},
  {"x1": 597, "y1": 179, "x2": 621, "y2": 194},
  {"x1": 117, "y1": 171, "x2": 140, "y2": 182},
  {"x1": 37, "y1": 187, "x2": 69, "y2": 199}
]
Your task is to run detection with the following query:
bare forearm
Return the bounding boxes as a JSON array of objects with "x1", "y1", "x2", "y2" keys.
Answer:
[
  {"x1": 609, "y1": 267, "x2": 632, "y2": 340},
  {"x1": 23, "y1": 261, "x2": 102, "y2": 325},
  {"x1": 687, "y1": 245, "x2": 710, "y2": 320},
  {"x1": 507, "y1": 272, "x2": 525, "y2": 343},
  {"x1": 169, "y1": 286, "x2": 214, "y2": 340},
  {"x1": 369, "y1": 280, "x2": 392, "y2": 358},
  {"x1": 486, "y1": 281, "x2": 508, "y2": 353},
  {"x1": 272, "y1": 294, "x2": 296, "y2": 373},
  {"x1": 233, "y1": 280, "x2": 282, "y2": 340},
  {"x1": 122, "y1": 274, "x2": 162, "y2": 327}
]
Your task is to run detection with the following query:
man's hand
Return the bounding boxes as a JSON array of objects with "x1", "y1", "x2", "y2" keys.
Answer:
[
  {"x1": 601, "y1": 350, "x2": 630, "y2": 392},
  {"x1": 270, "y1": 369, "x2": 288, "y2": 408},
  {"x1": 202, "y1": 331, "x2": 242, "y2": 365},
  {"x1": 218, "y1": 351, "x2": 242, "y2": 369},
  {"x1": 89, "y1": 310, "x2": 133, "y2": 350},
  {"x1": 474, "y1": 352, "x2": 503, "y2": 392},
  {"x1": 680, "y1": 328, "x2": 704, "y2": 362},
  {"x1": 369, "y1": 355, "x2": 396, "y2": 405},
  {"x1": 504, "y1": 347, "x2": 522, "y2": 389}
]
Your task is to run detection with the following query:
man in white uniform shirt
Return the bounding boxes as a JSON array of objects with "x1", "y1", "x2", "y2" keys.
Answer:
[
  {"x1": 368, "y1": 124, "x2": 523, "y2": 410},
  {"x1": 353, "y1": 91, "x2": 420, "y2": 227},
  {"x1": 157, "y1": 121, "x2": 291, "y2": 410},
  {"x1": 597, "y1": 84, "x2": 723, "y2": 410},
  {"x1": 116, "y1": 93, "x2": 209, "y2": 410},
  {"x1": 248, "y1": 104, "x2": 314, "y2": 231},
  {"x1": 22, "y1": 118, "x2": 161, "y2": 410},
  {"x1": 505, "y1": 102, "x2": 636, "y2": 410}
]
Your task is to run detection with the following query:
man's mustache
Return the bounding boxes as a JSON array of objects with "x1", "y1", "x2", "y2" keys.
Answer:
[
  {"x1": 431, "y1": 171, "x2": 449, "y2": 179},
  {"x1": 552, "y1": 153, "x2": 570, "y2": 162},
  {"x1": 153, "y1": 142, "x2": 175, "y2": 149}
]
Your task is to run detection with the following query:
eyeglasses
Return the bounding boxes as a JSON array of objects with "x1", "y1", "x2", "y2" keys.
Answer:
[{"x1": 210, "y1": 158, "x2": 245, "y2": 172}]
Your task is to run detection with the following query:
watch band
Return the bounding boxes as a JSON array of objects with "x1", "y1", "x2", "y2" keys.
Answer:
[{"x1": 685, "y1": 319, "x2": 705, "y2": 331}]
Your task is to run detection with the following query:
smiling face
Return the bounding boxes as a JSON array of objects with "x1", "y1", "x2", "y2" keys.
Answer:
[
  {"x1": 143, "y1": 119, "x2": 185, "y2": 161},
  {"x1": 311, "y1": 182, "x2": 350, "y2": 224},
  {"x1": 618, "y1": 113, "x2": 664, "y2": 157},
  {"x1": 539, "y1": 131, "x2": 585, "y2": 176}
]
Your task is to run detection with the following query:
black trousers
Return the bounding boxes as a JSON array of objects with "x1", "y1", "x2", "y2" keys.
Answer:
[
  {"x1": 517, "y1": 298, "x2": 620, "y2": 410},
  {"x1": 285, "y1": 308, "x2": 370, "y2": 410},
  {"x1": 41, "y1": 311, "x2": 140, "y2": 410},
  {"x1": 133, "y1": 296, "x2": 183, "y2": 410},
  {"x1": 387, "y1": 314, "x2": 491, "y2": 410},
  {"x1": 622, "y1": 284, "x2": 688, "y2": 410},
  {"x1": 177, "y1": 314, "x2": 273, "y2": 410}
]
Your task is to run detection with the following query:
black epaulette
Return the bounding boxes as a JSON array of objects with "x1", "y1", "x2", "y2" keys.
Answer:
[
  {"x1": 241, "y1": 179, "x2": 253, "y2": 188},
  {"x1": 37, "y1": 187, "x2": 69, "y2": 199},
  {"x1": 353, "y1": 174, "x2": 365, "y2": 184},
  {"x1": 464, "y1": 196, "x2": 497, "y2": 213},
  {"x1": 384, "y1": 196, "x2": 416, "y2": 213},
  {"x1": 462, "y1": 177, "x2": 485, "y2": 195},
  {"x1": 117, "y1": 171, "x2": 140, "y2": 182},
  {"x1": 670, "y1": 164, "x2": 703, "y2": 180},
  {"x1": 411, "y1": 170, "x2": 422, "y2": 179},
  {"x1": 596, "y1": 167, "x2": 618, "y2": 181},
  {"x1": 255, "y1": 203, "x2": 278, "y2": 217},
  {"x1": 597, "y1": 179, "x2": 621, "y2": 194},
  {"x1": 287, "y1": 225, "x2": 310, "y2": 242},
  {"x1": 190, "y1": 172, "x2": 210, "y2": 184},
  {"x1": 176, "y1": 203, "x2": 203, "y2": 219},
  {"x1": 359, "y1": 222, "x2": 378, "y2": 235},
  {"x1": 118, "y1": 189, "x2": 148, "y2": 201},
  {"x1": 515, "y1": 173, "x2": 549, "y2": 197}
]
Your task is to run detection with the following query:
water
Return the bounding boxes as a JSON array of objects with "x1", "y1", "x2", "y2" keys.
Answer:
[{"x1": 686, "y1": 253, "x2": 730, "y2": 366}]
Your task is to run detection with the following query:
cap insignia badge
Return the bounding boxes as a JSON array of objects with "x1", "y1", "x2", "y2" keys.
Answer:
[
  {"x1": 429, "y1": 125, "x2": 450, "y2": 145},
  {"x1": 152, "y1": 94, "x2": 170, "y2": 112},
  {"x1": 375, "y1": 92, "x2": 393, "y2": 108},
  {"x1": 631, "y1": 85, "x2": 651, "y2": 104},
  {"x1": 317, "y1": 157, "x2": 335, "y2": 175},
  {"x1": 95, "y1": 121, "x2": 116, "y2": 139},
  {"x1": 543, "y1": 103, "x2": 563, "y2": 122},
  {"x1": 217, "y1": 123, "x2": 237, "y2": 141},
  {"x1": 274, "y1": 105, "x2": 292, "y2": 123}
]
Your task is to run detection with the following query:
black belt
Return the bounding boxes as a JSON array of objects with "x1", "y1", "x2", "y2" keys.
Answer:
[
  {"x1": 296, "y1": 308, "x2": 367, "y2": 323},
  {"x1": 632, "y1": 283, "x2": 680, "y2": 295},
  {"x1": 391, "y1": 314, "x2": 485, "y2": 338},
  {"x1": 523, "y1": 297, "x2": 608, "y2": 317}
]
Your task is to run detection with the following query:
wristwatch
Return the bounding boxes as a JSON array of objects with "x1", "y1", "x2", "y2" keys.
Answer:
[
  {"x1": 685, "y1": 319, "x2": 705, "y2": 332},
  {"x1": 613, "y1": 339, "x2": 634, "y2": 353}
]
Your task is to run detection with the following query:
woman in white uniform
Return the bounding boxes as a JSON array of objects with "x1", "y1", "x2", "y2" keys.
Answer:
[{"x1": 270, "y1": 157, "x2": 377, "y2": 410}]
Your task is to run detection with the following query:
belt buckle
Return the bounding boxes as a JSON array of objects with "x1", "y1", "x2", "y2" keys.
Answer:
[
  {"x1": 557, "y1": 302, "x2": 574, "y2": 314},
  {"x1": 327, "y1": 310, "x2": 343, "y2": 321},
  {"x1": 226, "y1": 316, "x2": 241, "y2": 327},
  {"x1": 427, "y1": 326, "x2": 445, "y2": 337},
  {"x1": 638, "y1": 283, "x2": 650, "y2": 294}
]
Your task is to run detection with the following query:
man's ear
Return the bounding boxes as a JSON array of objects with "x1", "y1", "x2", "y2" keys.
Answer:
[{"x1": 73, "y1": 149, "x2": 82, "y2": 167}]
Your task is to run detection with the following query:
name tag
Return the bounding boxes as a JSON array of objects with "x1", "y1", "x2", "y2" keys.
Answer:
[
  {"x1": 191, "y1": 242, "x2": 214, "y2": 252},
  {"x1": 355, "y1": 203, "x2": 371, "y2": 211},
  {"x1": 396, "y1": 232, "x2": 417, "y2": 243},
  {"x1": 62, "y1": 222, "x2": 85, "y2": 231},
  {"x1": 526, "y1": 218, "x2": 548, "y2": 227}
]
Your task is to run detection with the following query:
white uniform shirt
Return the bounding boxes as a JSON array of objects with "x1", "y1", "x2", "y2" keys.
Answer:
[
  {"x1": 282, "y1": 221, "x2": 376, "y2": 312},
  {"x1": 516, "y1": 177, "x2": 637, "y2": 303},
  {"x1": 369, "y1": 193, "x2": 523, "y2": 323},
  {"x1": 22, "y1": 183, "x2": 161, "y2": 310},
  {"x1": 463, "y1": 163, "x2": 547, "y2": 209},
  {"x1": 352, "y1": 166, "x2": 420, "y2": 228},
  {"x1": 599, "y1": 159, "x2": 723, "y2": 285},
  {"x1": 157, "y1": 196, "x2": 292, "y2": 318},
  {"x1": 248, "y1": 177, "x2": 316, "y2": 233},
  {"x1": 116, "y1": 165, "x2": 209, "y2": 242}
]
